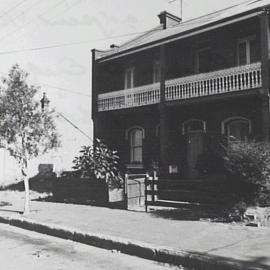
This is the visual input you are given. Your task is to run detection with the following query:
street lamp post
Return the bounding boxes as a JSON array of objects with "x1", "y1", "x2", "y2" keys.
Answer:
[{"x1": 40, "y1": 92, "x2": 50, "y2": 112}]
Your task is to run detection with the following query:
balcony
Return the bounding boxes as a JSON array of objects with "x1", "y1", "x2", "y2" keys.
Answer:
[{"x1": 97, "y1": 62, "x2": 262, "y2": 112}]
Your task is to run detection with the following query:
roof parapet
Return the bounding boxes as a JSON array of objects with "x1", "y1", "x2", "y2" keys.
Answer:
[{"x1": 158, "y1": 11, "x2": 182, "y2": 29}]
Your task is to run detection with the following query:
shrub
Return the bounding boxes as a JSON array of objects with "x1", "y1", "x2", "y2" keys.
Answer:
[
  {"x1": 222, "y1": 140, "x2": 270, "y2": 206},
  {"x1": 72, "y1": 139, "x2": 123, "y2": 189},
  {"x1": 226, "y1": 201, "x2": 248, "y2": 222},
  {"x1": 196, "y1": 150, "x2": 224, "y2": 176}
]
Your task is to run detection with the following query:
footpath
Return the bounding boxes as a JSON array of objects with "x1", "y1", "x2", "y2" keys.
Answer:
[{"x1": 0, "y1": 196, "x2": 270, "y2": 270}]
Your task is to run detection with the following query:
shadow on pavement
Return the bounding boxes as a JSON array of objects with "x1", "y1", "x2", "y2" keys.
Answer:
[
  {"x1": 0, "y1": 209, "x2": 22, "y2": 214},
  {"x1": 0, "y1": 176, "x2": 54, "y2": 194},
  {"x1": 0, "y1": 201, "x2": 12, "y2": 207},
  {"x1": 177, "y1": 251, "x2": 270, "y2": 270},
  {"x1": 149, "y1": 207, "x2": 233, "y2": 223}
]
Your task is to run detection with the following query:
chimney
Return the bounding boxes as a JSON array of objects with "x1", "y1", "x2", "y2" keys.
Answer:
[
  {"x1": 158, "y1": 11, "x2": 182, "y2": 29},
  {"x1": 110, "y1": 44, "x2": 119, "y2": 49}
]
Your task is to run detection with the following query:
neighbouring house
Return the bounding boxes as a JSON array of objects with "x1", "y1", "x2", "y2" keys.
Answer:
[
  {"x1": 92, "y1": 0, "x2": 270, "y2": 182},
  {"x1": 0, "y1": 113, "x2": 91, "y2": 187}
]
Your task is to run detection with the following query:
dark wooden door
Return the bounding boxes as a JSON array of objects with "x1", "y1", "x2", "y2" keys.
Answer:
[{"x1": 187, "y1": 132, "x2": 204, "y2": 179}]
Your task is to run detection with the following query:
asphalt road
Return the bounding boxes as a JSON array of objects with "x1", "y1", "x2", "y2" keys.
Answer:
[{"x1": 0, "y1": 223, "x2": 184, "y2": 270}]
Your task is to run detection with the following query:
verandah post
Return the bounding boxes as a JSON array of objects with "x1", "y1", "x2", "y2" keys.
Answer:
[
  {"x1": 92, "y1": 49, "x2": 100, "y2": 145},
  {"x1": 159, "y1": 44, "x2": 170, "y2": 178}
]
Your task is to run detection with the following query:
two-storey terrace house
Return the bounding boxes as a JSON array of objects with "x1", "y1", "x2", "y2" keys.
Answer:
[{"x1": 92, "y1": 0, "x2": 270, "y2": 180}]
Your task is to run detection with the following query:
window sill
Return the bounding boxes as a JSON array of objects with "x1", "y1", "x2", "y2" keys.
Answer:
[{"x1": 126, "y1": 163, "x2": 144, "y2": 169}]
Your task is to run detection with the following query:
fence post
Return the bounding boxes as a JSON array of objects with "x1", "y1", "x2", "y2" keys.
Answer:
[
  {"x1": 124, "y1": 173, "x2": 128, "y2": 208},
  {"x1": 153, "y1": 170, "x2": 158, "y2": 201},
  {"x1": 153, "y1": 170, "x2": 157, "y2": 180},
  {"x1": 124, "y1": 174, "x2": 128, "y2": 195},
  {"x1": 145, "y1": 174, "x2": 149, "y2": 212},
  {"x1": 150, "y1": 176, "x2": 155, "y2": 205}
]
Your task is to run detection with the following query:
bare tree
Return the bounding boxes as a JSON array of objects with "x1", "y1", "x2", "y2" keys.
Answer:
[{"x1": 0, "y1": 64, "x2": 60, "y2": 214}]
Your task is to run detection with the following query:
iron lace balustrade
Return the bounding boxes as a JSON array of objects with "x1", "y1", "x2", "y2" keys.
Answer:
[
  {"x1": 98, "y1": 83, "x2": 160, "y2": 112},
  {"x1": 165, "y1": 62, "x2": 262, "y2": 101},
  {"x1": 97, "y1": 62, "x2": 262, "y2": 112}
]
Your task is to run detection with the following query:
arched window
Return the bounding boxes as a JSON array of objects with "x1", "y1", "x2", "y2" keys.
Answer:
[
  {"x1": 182, "y1": 119, "x2": 206, "y2": 135},
  {"x1": 126, "y1": 126, "x2": 144, "y2": 164},
  {"x1": 221, "y1": 117, "x2": 251, "y2": 141}
]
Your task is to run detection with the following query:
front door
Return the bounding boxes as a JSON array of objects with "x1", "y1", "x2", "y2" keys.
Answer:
[{"x1": 187, "y1": 132, "x2": 204, "y2": 179}]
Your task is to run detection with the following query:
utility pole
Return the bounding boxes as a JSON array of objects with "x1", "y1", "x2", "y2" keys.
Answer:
[{"x1": 40, "y1": 93, "x2": 92, "y2": 142}]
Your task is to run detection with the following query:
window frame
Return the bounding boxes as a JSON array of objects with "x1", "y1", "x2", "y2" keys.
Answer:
[
  {"x1": 237, "y1": 35, "x2": 256, "y2": 66},
  {"x1": 221, "y1": 116, "x2": 251, "y2": 142},
  {"x1": 124, "y1": 67, "x2": 135, "y2": 89},
  {"x1": 153, "y1": 60, "x2": 161, "y2": 83},
  {"x1": 194, "y1": 47, "x2": 211, "y2": 74},
  {"x1": 125, "y1": 126, "x2": 144, "y2": 164}
]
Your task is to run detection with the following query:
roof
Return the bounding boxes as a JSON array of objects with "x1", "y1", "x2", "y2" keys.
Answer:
[{"x1": 95, "y1": 0, "x2": 270, "y2": 61}]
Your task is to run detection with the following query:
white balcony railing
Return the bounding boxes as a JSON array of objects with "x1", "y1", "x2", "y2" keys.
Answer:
[
  {"x1": 166, "y1": 62, "x2": 262, "y2": 101},
  {"x1": 97, "y1": 62, "x2": 262, "y2": 112},
  {"x1": 98, "y1": 83, "x2": 160, "y2": 112}
]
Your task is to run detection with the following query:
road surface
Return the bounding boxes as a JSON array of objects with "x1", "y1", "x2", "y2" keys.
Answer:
[{"x1": 0, "y1": 223, "x2": 184, "y2": 270}]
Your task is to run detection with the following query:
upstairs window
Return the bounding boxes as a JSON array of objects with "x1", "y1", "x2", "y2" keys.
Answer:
[
  {"x1": 153, "y1": 61, "x2": 161, "y2": 83},
  {"x1": 237, "y1": 36, "x2": 258, "y2": 65},
  {"x1": 195, "y1": 48, "x2": 211, "y2": 73},
  {"x1": 124, "y1": 67, "x2": 134, "y2": 89}
]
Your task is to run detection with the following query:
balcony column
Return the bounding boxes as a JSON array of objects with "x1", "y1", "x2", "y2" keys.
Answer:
[
  {"x1": 159, "y1": 44, "x2": 170, "y2": 177},
  {"x1": 260, "y1": 11, "x2": 270, "y2": 141}
]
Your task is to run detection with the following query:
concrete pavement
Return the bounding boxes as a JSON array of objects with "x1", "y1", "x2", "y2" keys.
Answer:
[{"x1": 0, "y1": 193, "x2": 270, "y2": 269}]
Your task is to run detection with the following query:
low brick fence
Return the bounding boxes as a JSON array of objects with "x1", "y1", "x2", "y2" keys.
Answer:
[{"x1": 53, "y1": 178, "x2": 109, "y2": 206}]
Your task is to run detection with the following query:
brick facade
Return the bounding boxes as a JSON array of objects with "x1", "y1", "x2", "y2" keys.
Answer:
[{"x1": 92, "y1": 4, "x2": 270, "y2": 179}]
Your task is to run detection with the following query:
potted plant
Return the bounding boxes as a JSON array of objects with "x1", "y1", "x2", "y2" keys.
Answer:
[{"x1": 73, "y1": 139, "x2": 124, "y2": 205}]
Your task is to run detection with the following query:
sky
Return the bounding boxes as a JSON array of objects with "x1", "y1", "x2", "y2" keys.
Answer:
[{"x1": 0, "y1": 0, "x2": 250, "y2": 175}]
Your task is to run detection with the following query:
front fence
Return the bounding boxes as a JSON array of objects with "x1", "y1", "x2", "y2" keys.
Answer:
[
  {"x1": 145, "y1": 177, "x2": 197, "y2": 212},
  {"x1": 144, "y1": 177, "x2": 250, "y2": 212}
]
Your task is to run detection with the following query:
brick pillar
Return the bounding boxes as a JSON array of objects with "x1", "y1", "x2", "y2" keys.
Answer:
[
  {"x1": 260, "y1": 12, "x2": 270, "y2": 141},
  {"x1": 261, "y1": 95, "x2": 270, "y2": 141}
]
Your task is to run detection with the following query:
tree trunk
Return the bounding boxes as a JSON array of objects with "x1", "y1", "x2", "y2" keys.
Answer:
[
  {"x1": 22, "y1": 159, "x2": 30, "y2": 215},
  {"x1": 23, "y1": 175, "x2": 30, "y2": 214}
]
